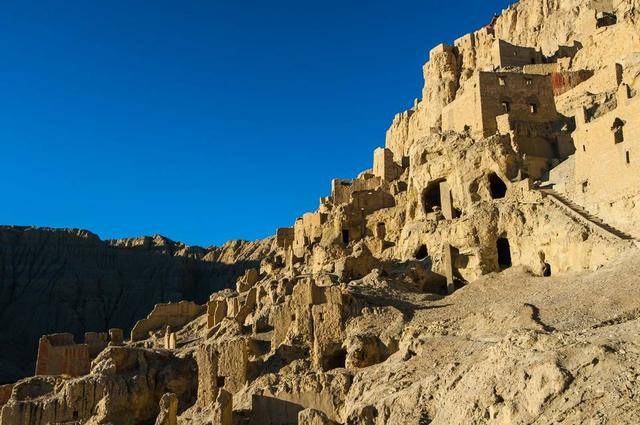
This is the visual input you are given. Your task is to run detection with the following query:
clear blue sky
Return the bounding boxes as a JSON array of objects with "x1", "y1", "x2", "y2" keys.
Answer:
[{"x1": 0, "y1": 0, "x2": 513, "y2": 247}]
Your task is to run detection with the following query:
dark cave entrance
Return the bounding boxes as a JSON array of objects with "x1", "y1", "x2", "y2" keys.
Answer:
[
  {"x1": 489, "y1": 173, "x2": 507, "y2": 199},
  {"x1": 497, "y1": 237, "x2": 512, "y2": 270},
  {"x1": 325, "y1": 349, "x2": 347, "y2": 371},
  {"x1": 342, "y1": 229, "x2": 350, "y2": 245},
  {"x1": 422, "y1": 180, "x2": 444, "y2": 214},
  {"x1": 414, "y1": 244, "x2": 429, "y2": 260}
]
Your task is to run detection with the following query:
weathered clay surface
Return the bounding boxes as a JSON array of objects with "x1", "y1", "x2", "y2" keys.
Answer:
[
  {"x1": 0, "y1": 226, "x2": 273, "y2": 383},
  {"x1": 3, "y1": 0, "x2": 640, "y2": 423}
]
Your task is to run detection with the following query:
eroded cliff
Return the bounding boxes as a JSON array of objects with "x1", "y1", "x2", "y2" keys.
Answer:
[{"x1": 0, "y1": 226, "x2": 274, "y2": 383}]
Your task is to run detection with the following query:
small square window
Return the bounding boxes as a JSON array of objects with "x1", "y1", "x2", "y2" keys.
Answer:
[
  {"x1": 501, "y1": 101, "x2": 510, "y2": 113},
  {"x1": 498, "y1": 77, "x2": 506, "y2": 86},
  {"x1": 525, "y1": 78, "x2": 533, "y2": 85}
]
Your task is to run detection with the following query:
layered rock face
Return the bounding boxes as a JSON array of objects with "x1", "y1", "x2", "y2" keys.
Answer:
[
  {"x1": 3, "y1": 0, "x2": 640, "y2": 423},
  {"x1": 0, "y1": 226, "x2": 274, "y2": 383}
]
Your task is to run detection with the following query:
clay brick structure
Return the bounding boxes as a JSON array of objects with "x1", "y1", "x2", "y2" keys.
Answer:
[
  {"x1": 276, "y1": 227, "x2": 294, "y2": 249},
  {"x1": 194, "y1": 344, "x2": 221, "y2": 408},
  {"x1": 330, "y1": 176, "x2": 383, "y2": 206},
  {"x1": 442, "y1": 72, "x2": 557, "y2": 138},
  {"x1": 496, "y1": 114, "x2": 573, "y2": 178},
  {"x1": 34, "y1": 330, "x2": 125, "y2": 377},
  {"x1": 206, "y1": 298, "x2": 228, "y2": 329},
  {"x1": 373, "y1": 147, "x2": 404, "y2": 182},
  {"x1": 85, "y1": 331, "x2": 109, "y2": 358},
  {"x1": 217, "y1": 338, "x2": 249, "y2": 394},
  {"x1": 492, "y1": 39, "x2": 544, "y2": 68},
  {"x1": 293, "y1": 212, "x2": 329, "y2": 257},
  {"x1": 573, "y1": 83, "x2": 639, "y2": 218},
  {"x1": 236, "y1": 268, "x2": 259, "y2": 292},
  {"x1": 34, "y1": 333, "x2": 90, "y2": 377},
  {"x1": 130, "y1": 301, "x2": 204, "y2": 341},
  {"x1": 109, "y1": 328, "x2": 124, "y2": 346},
  {"x1": 250, "y1": 395, "x2": 304, "y2": 425},
  {"x1": 5, "y1": 2, "x2": 640, "y2": 424},
  {"x1": 549, "y1": 70, "x2": 595, "y2": 96},
  {"x1": 206, "y1": 286, "x2": 257, "y2": 332}
]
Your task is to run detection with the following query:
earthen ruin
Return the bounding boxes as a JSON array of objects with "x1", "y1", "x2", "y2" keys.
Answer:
[{"x1": 2, "y1": 0, "x2": 640, "y2": 424}]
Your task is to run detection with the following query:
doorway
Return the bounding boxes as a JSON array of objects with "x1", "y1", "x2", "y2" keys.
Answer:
[{"x1": 497, "y1": 238, "x2": 512, "y2": 269}]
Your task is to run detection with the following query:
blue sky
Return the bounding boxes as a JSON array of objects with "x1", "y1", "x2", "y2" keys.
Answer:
[{"x1": 0, "y1": 0, "x2": 513, "y2": 247}]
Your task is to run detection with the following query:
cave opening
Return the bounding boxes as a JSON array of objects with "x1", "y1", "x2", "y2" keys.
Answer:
[
  {"x1": 497, "y1": 238, "x2": 512, "y2": 269},
  {"x1": 489, "y1": 173, "x2": 507, "y2": 199}
]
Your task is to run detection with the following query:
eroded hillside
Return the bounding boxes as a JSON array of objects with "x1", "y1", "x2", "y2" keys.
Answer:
[
  {"x1": 0, "y1": 226, "x2": 274, "y2": 383},
  {"x1": 1, "y1": 0, "x2": 640, "y2": 423}
]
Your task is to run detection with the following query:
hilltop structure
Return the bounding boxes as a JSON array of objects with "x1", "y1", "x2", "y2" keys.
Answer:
[{"x1": 2, "y1": 0, "x2": 640, "y2": 424}]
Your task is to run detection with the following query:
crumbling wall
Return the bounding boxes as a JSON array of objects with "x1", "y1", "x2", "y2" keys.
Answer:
[
  {"x1": 0, "y1": 384, "x2": 14, "y2": 408},
  {"x1": 250, "y1": 395, "x2": 304, "y2": 425},
  {"x1": 194, "y1": 344, "x2": 220, "y2": 409},
  {"x1": 293, "y1": 212, "x2": 329, "y2": 258},
  {"x1": 373, "y1": 148, "x2": 403, "y2": 182},
  {"x1": 217, "y1": 338, "x2": 249, "y2": 394},
  {"x1": 34, "y1": 330, "x2": 126, "y2": 378},
  {"x1": 247, "y1": 370, "x2": 352, "y2": 424},
  {"x1": 130, "y1": 301, "x2": 204, "y2": 341},
  {"x1": 35, "y1": 333, "x2": 90, "y2": 377},
  {"x1": 492, "y1": 39, "x2": 544, "y2": 68},
  {"x1": 549, "y1": 70, "x2": 595, "y2": 96},
  {"x1": 276, "y1": 228, "x2": 294, "y2": 250},
  {"x1": 3, "y1": 347, "x2": 197, "y2": 425},
  {"x1": 206, "y1": 299, "x2": 228, "y2": 330},
  {"x1": 443, "y1": 72, "x2": 557, "y2": 138},
  {"x1": 495, "y1": 114, "x2": 571, "y2": 179},
  {"x1": 85, "y1": 332, "x2": 109, "y2": 358},
  {"x1": 441, "y1": 73, "x2": 484, "y2": 136},
  {"x1": 572, "y1": 84, "x2": 640, "y2": 237}
]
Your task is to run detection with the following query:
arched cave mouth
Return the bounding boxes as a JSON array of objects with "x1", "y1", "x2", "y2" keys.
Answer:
[
  {"x1": 325, "y1": 349, "x2": 347, "y2": 371},
  {"x1": 489, "y1": 173, "x2": 507, "y2": 199},
  {"x1": 414, "y1": 244, "x2": 429, "y2": 260},
  {"x1": 422, "y1": 179, "x2": 445, "y2": 214}
]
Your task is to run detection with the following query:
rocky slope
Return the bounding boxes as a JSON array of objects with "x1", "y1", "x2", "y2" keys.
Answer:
[
  {"x1": 2, "y1": 0, "x2": 640, "y2": 423},
  {"x1": 0, "y1": 226, "x2": 274, "y2": 384}
]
